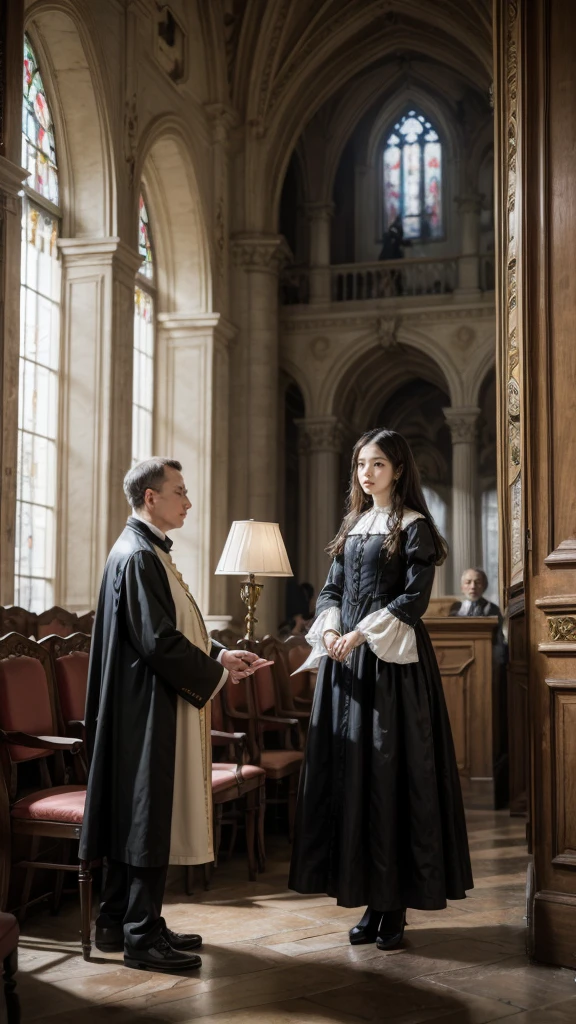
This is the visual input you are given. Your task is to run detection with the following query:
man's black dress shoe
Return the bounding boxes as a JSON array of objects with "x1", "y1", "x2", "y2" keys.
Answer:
[
  {"x1": 376, "y1": 908, "x2": 406, "y2": 951},
  {"x1": 95, "y1": 925, "x2": 202, "y2": 953},
  {"x1": 349, "y1": 907, "x2": 383, "y2": 945},
  {"x1": 124, "y1": 936, "x2": 202, "y2": 971}
]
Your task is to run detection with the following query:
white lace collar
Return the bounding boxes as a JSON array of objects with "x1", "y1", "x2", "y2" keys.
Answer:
[{"x1": 348, "y1": 506, "x2": 424, "y2": 536}]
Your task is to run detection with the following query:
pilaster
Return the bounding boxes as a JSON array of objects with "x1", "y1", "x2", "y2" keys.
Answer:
[{"x1": 57, "y1": 237, "x2": 142, "y2": 609}]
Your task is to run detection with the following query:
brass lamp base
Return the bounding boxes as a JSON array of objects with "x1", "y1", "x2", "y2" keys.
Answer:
[{"x1": 240, "y1": 573, "x2": 263, "y2": 641}]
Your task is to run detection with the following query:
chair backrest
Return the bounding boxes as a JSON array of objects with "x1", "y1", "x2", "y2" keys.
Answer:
[
  {"x1": 284, "y1": 642, "x2": 312, "y2": 698},
  {"x1": 76, "y1": 610, "x2": 95, "y2": 635},
  {"x1": 0, "y1": 606, "x2": 37, "y2": 639},
  {"x1": 39, "y1": 633, "x2": 91, "y2": 728},
  {"x1": 0, "y1": 634, "x2": 59, "y2": 783},
  {"x1": 211, "y1": 689, "x2": 225, "y2": 731},
  {"x1": 36, "y1": 606, "x2": 80, "y2": 639},
  {"x1": 252, "y1": 664, "x2": 277, "y2": 715},
  {"x1": 210, "y1": 627, "x2": 242, "y2": 649}
]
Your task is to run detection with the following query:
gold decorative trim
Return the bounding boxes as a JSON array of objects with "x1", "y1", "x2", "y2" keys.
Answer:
[{"x1": 547, "y1": 617, "x2": 576, "y2": 643}]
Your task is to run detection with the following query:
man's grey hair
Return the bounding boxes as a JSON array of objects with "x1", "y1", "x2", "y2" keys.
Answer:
[
  {"x1": 461, "y1": 567, "x2": 488, "y2": 590},
  {"x1": 123, "y1": 457, "x2": 182, "y2": 510}
]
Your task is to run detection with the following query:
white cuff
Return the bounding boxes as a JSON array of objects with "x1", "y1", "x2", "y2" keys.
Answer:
[
  {"x1": 211, "y1": 665, "x2": 228, "y2": 698},
  {"x1": 356, "y1": 607, "x2": 418, "y2": 664},
  {"x1": 291, "y1": 606, "x2": 341, "y2": 674}
]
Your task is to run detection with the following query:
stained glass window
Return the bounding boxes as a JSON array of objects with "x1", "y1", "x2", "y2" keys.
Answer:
[
  {"x1": 383, "y1": 110, "x2": 442, "y2": 241},
  {"x1": 138, "y1": 194, "x2": 154, "y2": 280},
  {"x1": 16, "y1": 37, "x2": 61, "y2": 611},
  {"x1": 132, "y1": 194, "x2": 155, "y2": 464},
  {"x1": 22, "y1": 35, "x2": 58, "y2": 206}
]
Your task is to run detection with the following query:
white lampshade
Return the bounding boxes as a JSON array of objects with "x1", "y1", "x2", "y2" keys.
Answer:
[{"x1": 215, "y1": 520, "x2": 293, "y2": 577}]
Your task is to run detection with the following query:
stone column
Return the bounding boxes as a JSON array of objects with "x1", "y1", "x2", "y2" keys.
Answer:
[
  {"x1": 155, "y1": 312, "x2": 236, "y2": 618},
  {"x1": 444, "y1": 406, "x2": 481, "y2": 588},
  {"x1": 455, "y1": 194, "x2": 483, "y2": 295},
  {"x1": 231, "y1": 235, "x2": 288, "y2": 634},
  {"x1": 0, "y1": 0, "x2": 25, "y2": 603},
  {"x1": 296, "y1": 417, "x2": 344, "y2": 597},
  {"x1": 303, "y1": 202, "x2": 333, "y2": 304},
  {"x1": 204, "y1": 104, "x2": 237, "y2": 318},
  {"x1": 57, "y1": 238, "x2": 142, "y2": 609}
]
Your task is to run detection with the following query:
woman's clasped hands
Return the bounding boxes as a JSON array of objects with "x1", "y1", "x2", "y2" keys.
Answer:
[{"x1": 324, "y1": 629, "x2": 365, "y2": 662}]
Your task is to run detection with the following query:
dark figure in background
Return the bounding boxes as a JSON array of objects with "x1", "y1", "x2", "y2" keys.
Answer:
[
  {"x1": 279, "y1": 580, "x2": 316, "y2": 638},
  {"x1": 289, "y1": 429, "x2": 473, "y2": 952},
  {"x1": 378, "y1": 215, "x2": 411, "y2": 295}
]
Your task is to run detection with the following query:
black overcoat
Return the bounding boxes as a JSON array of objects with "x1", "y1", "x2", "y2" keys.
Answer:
[
  {"x1": 289, "y1": 518, "x2": 473, "y2": 910},
  {"x1": 79, "y1": 517, "x2": 225, "y2": 867}
]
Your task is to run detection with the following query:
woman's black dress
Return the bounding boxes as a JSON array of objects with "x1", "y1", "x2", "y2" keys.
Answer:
[{"x1": 288, "y1": 516, "x2": 473, "y2": 911}]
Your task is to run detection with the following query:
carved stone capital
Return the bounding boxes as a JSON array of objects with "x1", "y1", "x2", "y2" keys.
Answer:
[
  {"x1": 231, "y1": 234, "x2": 290, "y2": 273},
  {"x1": 296, "y1": 416, "x2": 345, "y2": 454},
  {"x1": 443, "y1": 406, "x2": 481, "y2": 444},
  {"x1": 302, "y1": 201, "x2": 334, "y2": 223},
  {"x1": 204, "y1": 103, "x2": 239, "y2": 144},
  {"x1": 455, "y1": 193, "x2": 484, "y2": 216}
]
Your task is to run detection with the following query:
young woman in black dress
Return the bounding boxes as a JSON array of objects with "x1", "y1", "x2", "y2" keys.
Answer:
[{"x1": 289, "y1": 428, "x2": 473, "y2": 950}]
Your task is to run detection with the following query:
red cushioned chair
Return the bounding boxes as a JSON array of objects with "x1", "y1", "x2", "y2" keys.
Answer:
[
  {"x1": 219, "y1": 643, "x2": 304, "y2": 842},
  {"x1": 0, "y1": 633, "x2": 92, "y2": 960},
  {"x1": 39, "y1": 633, "x2": 91, "y2": 781},
  {"x1": 0, "y1": 911, "x2": 19, "y2": 1024}
]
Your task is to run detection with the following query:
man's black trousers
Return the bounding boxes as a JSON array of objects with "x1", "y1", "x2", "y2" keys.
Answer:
[{"x1": 96, "y1": 859, "x2": 168, "y2": 949}]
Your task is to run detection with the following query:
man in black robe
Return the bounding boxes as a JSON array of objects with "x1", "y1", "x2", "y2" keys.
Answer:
[{"x1": 79, "y1": 457, "x2": 264, "y2": 971}]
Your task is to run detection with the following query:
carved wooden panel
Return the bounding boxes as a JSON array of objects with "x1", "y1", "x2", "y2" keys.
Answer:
[
  {"x1": 427, "y1": 618, "x2": 500, "y2": 806},
  {"x1": 547, "y1": 680, "x2": 576, "y2": 869},
  {"x1": 434, "y1": 643, "x2": 473, "y2": 775}
]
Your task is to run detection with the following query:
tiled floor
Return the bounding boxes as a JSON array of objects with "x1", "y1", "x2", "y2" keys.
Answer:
[{"x1": 15, "y1": 811, "x2": 576, "y2": 1023}]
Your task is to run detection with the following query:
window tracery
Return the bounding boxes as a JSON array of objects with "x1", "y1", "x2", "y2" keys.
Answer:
[
  {"x1": 16, "y1": 36, "x2": 61, "y2": 611},
  {"x1": 383, "y1": 110, "x2": 443, "y2": 241},
  {"x1": 132, "y1": 193, "x2": 155, "y2": 465}
]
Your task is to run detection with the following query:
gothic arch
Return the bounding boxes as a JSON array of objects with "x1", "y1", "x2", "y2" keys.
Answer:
[
  {"x1": 25, "y1": 1, "x2": 116, "y2": 236},
  {"x1": 136, "y1": 117, "x2": 212, "y2": 314},
  {"x1": 317, "y1": 323, "x2": 463, "y2": 417}
]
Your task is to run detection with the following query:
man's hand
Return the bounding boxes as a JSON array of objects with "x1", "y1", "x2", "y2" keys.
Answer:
[
  {"x1": 220, "y1": 650, "x2": 274, "y2": 684},
  {"x1": 332, "y1": 630, "x2": 364, "y2": 662}
]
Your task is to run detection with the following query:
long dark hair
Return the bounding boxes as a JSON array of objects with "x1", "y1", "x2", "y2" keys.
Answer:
[{"x1": 327, "y1": 428, "x2": 448, "y2": 565}]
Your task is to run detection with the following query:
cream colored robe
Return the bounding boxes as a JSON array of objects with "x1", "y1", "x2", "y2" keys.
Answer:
[{"x1": 155, "y1": 547, "x2": 225, "y2": 865}]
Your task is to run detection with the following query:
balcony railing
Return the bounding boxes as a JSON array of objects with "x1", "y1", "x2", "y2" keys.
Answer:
[{"x1": 280, "y1": 254, "x2": 495, "y2": 305}]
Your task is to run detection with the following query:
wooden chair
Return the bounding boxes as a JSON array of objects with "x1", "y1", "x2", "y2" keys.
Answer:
[
  {"x1": 0, "y1": 633, "x2": 92, "y2": 960},
  {"x1": 36, "y1": 607, "x2": 80, "y2": 639},
  {"x1": 0, "y1": 912, "x2": 19, "y2": 1024},
  {"x1": 221, "y1": 647, "x2": 304, "y2": 841},
  {"x1": 39, "y1": 633, "x2": 91, "y2": 781},
  {"x1": 260, "y1": 636, "x2": 312, "y2": 736}
]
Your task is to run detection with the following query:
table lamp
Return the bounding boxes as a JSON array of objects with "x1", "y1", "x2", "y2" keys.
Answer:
[{"x1": 215, "y1": 520, "x2": 293, "y2": 640}]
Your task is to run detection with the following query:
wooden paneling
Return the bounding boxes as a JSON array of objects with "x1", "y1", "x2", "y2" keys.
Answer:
[
  {"x1": 426, "y1": 617, "x2": 500, "y2": 807},
  {"x1": 508, "y1": 602, "x2": 528, "y2": 816},
  {"x1": 495, "y1": 0, "x2": 576, "y2": 969}
]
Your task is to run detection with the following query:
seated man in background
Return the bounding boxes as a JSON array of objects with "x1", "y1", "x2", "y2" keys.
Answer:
[
  {"x1": 450, "y1": 566, "x2": 507, "y2": 667},
  {"x1": 450, "y1": 567, "x2": 501, "y2": 619}
]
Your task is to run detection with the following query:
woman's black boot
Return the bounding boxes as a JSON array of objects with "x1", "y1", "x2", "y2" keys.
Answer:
[
  {"x1": 376, "y1": 908, "x2": 406, "y2": 950},
  {"x1": 349, "y1": 907, "x2": 383, "y2": 945}
]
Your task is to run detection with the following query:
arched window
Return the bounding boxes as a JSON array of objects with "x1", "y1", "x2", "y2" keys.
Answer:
[
  {"x1": 16, "y1": 36, "x2": 61, "y2": 611},
  {"x1": 132, "y1": 194, "x2": 155, "y2": 465},
  {"x1": 383, "y1": 110, "x2": 443, "y2": 241}
]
